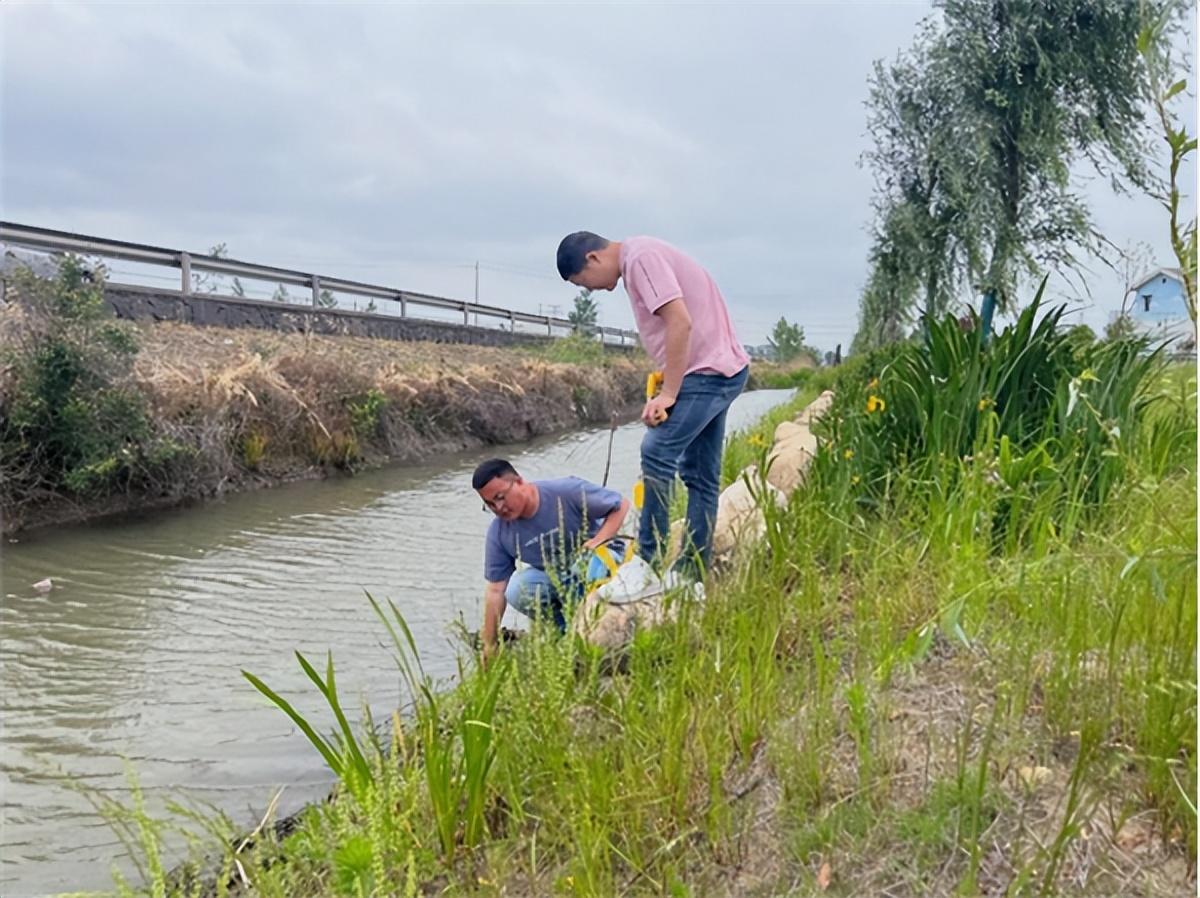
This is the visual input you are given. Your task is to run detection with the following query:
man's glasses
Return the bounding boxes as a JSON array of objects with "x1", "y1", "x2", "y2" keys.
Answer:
[{"x1": 481, "y1": 487, "x2": 510, "y2": 514}]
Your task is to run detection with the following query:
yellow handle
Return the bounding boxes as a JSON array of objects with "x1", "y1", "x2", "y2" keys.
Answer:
[
  {"x1": 645, "y1": 370, "x2": 664, "y2": 400},
  {"x1": 644, "y1": 370, "x2": 668, "y2": 426},
  {"x1": 593, "y1": 544, "x2": 620, "y2": 576},
  {"x1": 586, "y1": 536, "x2": 638, "y2": 590}
]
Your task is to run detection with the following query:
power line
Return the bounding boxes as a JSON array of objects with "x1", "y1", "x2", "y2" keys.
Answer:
[
  {"x1": 474, "y1": 261, "x2": 561, "y2": 281},
  {"x1": 732, "y1": 319, "x2": 853, "y2": 333}
]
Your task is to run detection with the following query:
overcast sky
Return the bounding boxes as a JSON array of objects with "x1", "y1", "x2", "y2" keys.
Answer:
[{"x1": 2, "y1": 2, "x2": 1195, "y2": 349}]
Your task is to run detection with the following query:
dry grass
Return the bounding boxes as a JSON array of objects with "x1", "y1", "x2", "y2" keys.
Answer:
[
  {"x1": 3, "y1": 320, "x2": 645, "y2": 532},
  {"x1": 133, "y1": 323, "x2": 643, "y2": 446},
  {"x1": 132, "y1": 321, "x2": 553, "y2": 381}
]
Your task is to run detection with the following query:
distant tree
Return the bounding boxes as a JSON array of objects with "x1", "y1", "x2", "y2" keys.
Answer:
[
  {"x1": 1104, "y1": 314, "x2": 1138, "y2": 342},
  {"x1": 193, "y1": 243, "x2": 228, "y2": 294},
  {"x1": 852, "y1": 219, "x2": 918, "y2": 354},
  {"x1": 317, "y1": 288, "x2": 337, "y2": 309},
  {"x1": 365, "y1": 299, "x2": 378, "y2": 314},
  {"x1": 191, "y1": 242, "x2": 247, "y2": 297},
  {"x1": 767, "y1": 316, "x2": 807, "y2": 363},
  {"x1": 568, "y1": 289, "x2": 598, "y2": 336},
  {"x1": 1065, "y1": 323, "x2": 1098, "y2": 358},
  {"x1": 271, "y1": 284, "x2": 290, "y2": 303}
]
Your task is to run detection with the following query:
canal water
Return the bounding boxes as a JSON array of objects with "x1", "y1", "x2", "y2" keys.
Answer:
[{"x1": 0, "y1": 388, "x2": 794, "y2": 896}]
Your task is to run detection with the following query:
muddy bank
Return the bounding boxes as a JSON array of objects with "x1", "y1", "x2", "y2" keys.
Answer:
[{"x1": 1, "y1": 320, "x2": 646, "y2": 534}]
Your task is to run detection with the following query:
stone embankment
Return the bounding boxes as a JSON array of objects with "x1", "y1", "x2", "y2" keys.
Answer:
[{"x1": 574, "y1": 390, "x2": 834, "y2": 648}]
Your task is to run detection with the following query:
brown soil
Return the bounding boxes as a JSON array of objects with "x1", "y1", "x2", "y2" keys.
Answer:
[{"x1": 713, "y1": 645, "x2": 1194, "y2": 897}]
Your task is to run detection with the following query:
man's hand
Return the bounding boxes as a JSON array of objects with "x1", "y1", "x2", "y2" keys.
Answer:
[
  {"x1": 583, "y1": 496, "x2": 631, "y2": 552},
  {"x1": 645, "y1": 299, "x2": 689, "y2": 427},
  {"x1": 481, "y1": 580, "x2": 507, "y2": 665},
  {"x1": 642, "y1": 393, "x2": 675, "y2": 427},
  {"x1": 481, "y1": 638, "x2": 497, "y2": 668}
]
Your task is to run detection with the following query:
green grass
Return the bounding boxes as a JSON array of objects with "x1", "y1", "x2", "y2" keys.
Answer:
[
  {"x1": 523, "y1": 332, "x2": 627, "y2": 366},
  {"x1": 81, "y1": 309, "x2": 1196, "y2": 896},
  {"x1": 720, "y1": 383, "x2": 827, "y2": 488},
  {"x1": 749, "y1": 363, "x2": 819, "y2": 391}
]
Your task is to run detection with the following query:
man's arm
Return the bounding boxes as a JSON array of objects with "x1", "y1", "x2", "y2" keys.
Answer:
[
  {"x1": 643, "y1": 298, "x2": 692, "y2": 426},
  {"x1": 481, "y1": 579, "x2": 507, "y2": 661},
  {"x1": 583, "y1": 497, "x2": 631, "y2": 550}
]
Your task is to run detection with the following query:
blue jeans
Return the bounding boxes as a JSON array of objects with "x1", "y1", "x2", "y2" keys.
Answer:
[
  {"x1": 639, "y1": 366, "x2": 749, "y2": 575},
  {"x1": 505, "y1": 566, "x2": 580, "y2": 632}
]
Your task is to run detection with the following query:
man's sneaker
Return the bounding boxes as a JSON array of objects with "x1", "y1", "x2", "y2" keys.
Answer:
[
  {"x1": 662, "y1": 567, "x2": 706, "y2": 601},
  {"x1": 595, "y1": 557, "x2": 707, "y2": 605},
  {"x1": 596, "y1": 556, "x2": 662, "y2": 605}
]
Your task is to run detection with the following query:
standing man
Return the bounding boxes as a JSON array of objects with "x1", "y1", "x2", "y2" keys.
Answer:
[
  {"x1": 556, "y1": 233, "x2": 749, "y2": 581},
  {"x1": 473, "y1": 458, "x2": 630, "y2": 659}
]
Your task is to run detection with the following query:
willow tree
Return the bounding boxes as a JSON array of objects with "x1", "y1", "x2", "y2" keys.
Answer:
[
  {"x1": 861, "y1": 26, "x2": 984, "y2": 323},
  {"x1": 854, "y1": 0, "x2": 1183, "y2": 350},
  {"x1": 852, "y1": 208, "x2": 922, "y2": 354},
  {"x1": 935, "y1": 0, "x2": 1171, "y2": 313}
]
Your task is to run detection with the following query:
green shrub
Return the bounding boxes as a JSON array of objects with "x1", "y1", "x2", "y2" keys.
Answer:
[
  {"x1": 347, "y1": 388, "x2": 387, "y2": 440},
  {"x1": 1, "y1": 258, "x2": 191, "y2": 500},
  {"x1": 241, "y1": 430, "x2": 269, "y2": 470},
  {"x1": 811, "y1": 281, "x2": 1165, "y2": 542},
  {"x1": 529, "y1": 332, "x2": 609, "y2": 365},
  {"x1": 750, "y1": 365, "x2": 815, "y2": 390}
]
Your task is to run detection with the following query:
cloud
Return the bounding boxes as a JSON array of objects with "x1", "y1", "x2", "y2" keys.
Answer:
[{"x1": 2, "y1": 2, "x2": 1193, "y2": 346}]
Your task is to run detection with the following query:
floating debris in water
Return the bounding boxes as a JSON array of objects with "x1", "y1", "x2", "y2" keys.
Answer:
[{"x1": 32, "y1": 578, "x2": 52, "y2": 593}]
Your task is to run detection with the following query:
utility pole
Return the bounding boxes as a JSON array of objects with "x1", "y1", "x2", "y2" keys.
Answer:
[{"x1": 473, "y1": 261, "x2": 479, "y2": 326}]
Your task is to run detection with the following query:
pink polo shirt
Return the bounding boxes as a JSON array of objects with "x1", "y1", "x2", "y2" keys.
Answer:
[{"x1": 619, "y1": 236, "x2": 750, "y2": 378}]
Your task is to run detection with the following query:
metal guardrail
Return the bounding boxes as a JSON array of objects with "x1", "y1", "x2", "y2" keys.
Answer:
[{"x1": 0, "y1": 222, "x2": 639, "y2": 346}]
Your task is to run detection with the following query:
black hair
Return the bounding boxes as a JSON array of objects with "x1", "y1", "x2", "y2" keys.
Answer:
[
  {"x1": 556, "y1": 231, "x2": 610, "y2": 280},
  {"x1": 472, "y1": 458, "x2": 518, "y2": 490}
]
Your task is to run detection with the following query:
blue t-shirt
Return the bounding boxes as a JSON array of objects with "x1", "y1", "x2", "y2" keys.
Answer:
[{"x1": 483, "y1": 477, "x2": 623, "y2": 582}]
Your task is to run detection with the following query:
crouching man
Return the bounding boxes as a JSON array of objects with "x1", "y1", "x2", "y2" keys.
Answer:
[{"x1": 473, "y1": 458, "x2": 630, "y2": 660}]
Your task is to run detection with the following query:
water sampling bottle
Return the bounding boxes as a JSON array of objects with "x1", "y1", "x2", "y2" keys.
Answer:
[{"x1": 582, "y1": 536, "x2": 637, "y2": 591}]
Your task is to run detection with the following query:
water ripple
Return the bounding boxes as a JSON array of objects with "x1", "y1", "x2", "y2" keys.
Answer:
[{"x1": 0, "y1": 390, "x2": 793, "y2": 896}]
